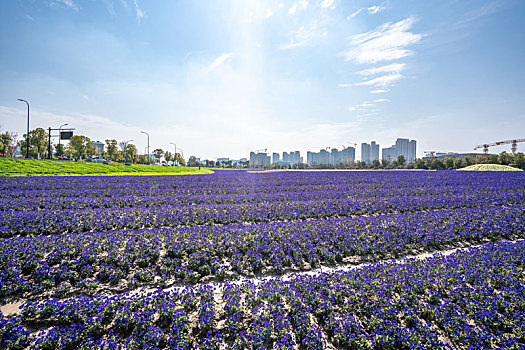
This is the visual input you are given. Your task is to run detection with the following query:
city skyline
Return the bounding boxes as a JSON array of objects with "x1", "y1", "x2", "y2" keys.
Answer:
[{"x1": 1, "y1": 1, "x2": 525, "y2": 160}]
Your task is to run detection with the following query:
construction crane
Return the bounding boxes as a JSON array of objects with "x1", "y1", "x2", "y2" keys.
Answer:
[
  {"x1": 254, "y1": 148, "x2": 267, "y2": 153},
  {"x1": 474, "y1": 138, "x2": 525, "y2": 155},
  {"x1": 346, "y1": 141, "x2": 358, "y2": 148}
]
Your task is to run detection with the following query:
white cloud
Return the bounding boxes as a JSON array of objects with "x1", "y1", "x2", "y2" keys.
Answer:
[
  {"x1": 25, "y1": 15, "x2": 34, "y2": 20},
  {"x1": 49, "y1": 0, "x2": 79, "y2": 11},
  {"x1": 279, "y1": 21, "x2": 319, "y2": 49},
  {"x1": 288, "y1": 5, "x2": 297, "y2": 14},
  {"x1": 83, "y1": 95, "x2": 89, "y2": 100},
  {"x1": 348, "y1": 101, "x2": 375, "y2": 111},
  {"x1": 354, "y1": 73, "x2": 403, "y2": 87},
  {"x1": 375, "y1": 98, "x2": 390, "y2": 102},
  {"x1": 339, "y1": 17, "x2": 424, "y2": 64},
  {"x1": 208, "y1": 53, "x2": 234, "y2": 71},
  {"x1": 358, "y1": 63, "x2": 406, "y2": 76},
  {"x1": 338, "y1": 83, "x2": 352, "y2": 88},
  {"x1": 279, "y1": 3, "x2": 284, "y2": 9},
  {"x1": 133, "y1": 0, "x2": 145, "y2": 23},
  {"x1": 367, "y1": 1, "x2": 390, "y2": 15},
  {"x1": 347, "y1": 8, "x2": 363, "y2": 19},
  {"x1": 265, "y1": 8, "x2": 274, "y2": 18},
  {"x1": 452, "y1": 1, "x2": 503, "y2": 30},
  {"x1": 370, "y1": 89, "x2": 389, "y2": 94},
  {"x1": 320, "y1": 0, "x2": 335, "y2": 9}
]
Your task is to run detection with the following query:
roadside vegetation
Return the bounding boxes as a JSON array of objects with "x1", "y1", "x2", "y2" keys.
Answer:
[
  {"x1": 459, "y1": 164, "x2": 522, "y2": 171},
  {"x1": 0, "y1": 158, "x2": 212, "y2": 176}
]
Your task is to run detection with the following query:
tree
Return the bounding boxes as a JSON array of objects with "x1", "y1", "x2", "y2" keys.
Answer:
[
  {"x1": 453, "y1": 158, "x2": 464, "y2": 169},
  {"x1": 67, "y1": 135, "x2": 95, "y2": 160},
  {"x1": 123, "y1": 144, "x2": 137, "y2": 163},
  {"x1": 444, "y1": 157, "x2": 454, "y2": 170},
  {"x1": 164, "y1": 151, "x2": 173, "y2": 163},
  {"x1": 187, "y1": 156, "x2": 198, "y2": 167},
  {"x1": 19, "y1": 128, "x2": 48, "y2": 159},
  {"x1": 464, "y1": 156, "x2": 474, "y2": 166},
  {"x1": 499, "y1": 152, "x2": 512, "y2": 165},
  {"x1": 0, "y1": 131, "x2": 17, "y2": 157},
  {"x1": 429, "y1": 158, "x2": 445, "y2": 170},
  {"x1": 153, "y1": 148, "x2": 164, "y2": 161},
  {"x1": 371, "y1": 159, "x2": 381, "y2": 169},
  {"x1": 174, "y1": 153, "x2": 185, "y2": 166},
  {"x1": 105, "y1": 139, "x2": 119, "y2": 161},
  {"x1": 55, "y1": 144, "x2": 65, "y2": 157},
  {"x1": 396, "y1": 155, "x2": 406, "y2": 166},
  {"x1": 512, "y1": 153, "x2": 525, "y2": 170},
  {"x1": 415, "y1": 158, "x2": 427, "y2": 170}
]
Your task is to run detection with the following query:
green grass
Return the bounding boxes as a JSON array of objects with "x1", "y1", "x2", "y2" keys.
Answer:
[
  {"x1": 458, "y1": 164, "x2": 523, "y2": 171},
  {"x1": 0, "y1": 158, "x2": 213, "y2": 176}
]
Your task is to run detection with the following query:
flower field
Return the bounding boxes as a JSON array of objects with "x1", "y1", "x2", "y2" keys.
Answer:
[{"x1": 1, "y1": 170, "x2": 525, "y2": 349}]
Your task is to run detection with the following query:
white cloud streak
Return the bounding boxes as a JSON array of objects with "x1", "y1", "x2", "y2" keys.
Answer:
[
  {"x1": 279, "y1": 21, "x2": 319, "y2": 50},
  {"x1": 49, "y1": 0, "x2": 79, "y2": 11},
  {"x1": 339, "y1": 17, "x2": 423, "y2": 64},
  {"x1": 208, "y1": 53, "x2": 234, "y2": 71},
  {"x1": 348, "y1": 8, "x2": 363, "y2": 19},
  {"x1": 357, "y1": 63, "x2": 406, "y2": 76},
  {"x1": 133, "y1": 0, "x2": 145, "y2": 23},
  {"x1": 354, "y1": 73, "x2": 403, "y2": 87},
  {"x1": 320, "y1": 0, "x2": 335, "y2": 9},
  {"x1": 367, "y1": 1, "x2": 390, "y2": 14}
]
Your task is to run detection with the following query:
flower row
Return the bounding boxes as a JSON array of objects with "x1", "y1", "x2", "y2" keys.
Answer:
[
  {"x1": 1, "y1": 205, "x2": 524, "y2": 299},
  {"x1": 1, "y1": 240, "x2": 524, "y2": 349}
]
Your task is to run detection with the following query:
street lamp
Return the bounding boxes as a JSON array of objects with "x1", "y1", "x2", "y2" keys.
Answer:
[
  {"x1": 17, "y1": 99, "x2": 29, "y2": 158},
  {"x1": 140, "y1": 131, "x2": 150, "y2": 164},
  {"x1": 170, "y1": 142, "x2": 176, "y2": 165},
  {"x1": 179, "y1": 149, "x2": 184, "y2": 165},
  {"x1": 58, "y1": 123, "x2": 68, "y2": 147}
]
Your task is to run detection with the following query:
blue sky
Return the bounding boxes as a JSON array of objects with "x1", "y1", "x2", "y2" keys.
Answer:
[{"x1": 1, "y1": 0, "x2": 524, "y2": 160}]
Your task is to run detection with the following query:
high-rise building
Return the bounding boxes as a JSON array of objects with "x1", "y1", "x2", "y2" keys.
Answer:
[
  {"x1": 92, "y1": 141, "x2": 104, "y2": 156},
  {"x1": 370, "y1": 141, "x2": 379, "y2": 163},
  {"x1": 409, "y1": 140, "x2": 417, "y2": 163},
  {"x1": 307, "y1": 147, "x2": 355, "y2": 166},
  {"x1": 249, "y1": 152, "x2": 271, "y2": 167},
  {"x1": 341, "y1": 147, "x2": 355, "y2": 164},
  {"x1": 382, "y1": 138, "x2": 417, "y2": 163},
  {"x1": 319, "y1": 149, "x2": 330, "y2": 164},
  {"x1": 382, "y1": 146, "x2": 397, "y2": 163},
  {"x1": 272, "y1": 152, "x2": 280, "y2": 164},
  {"x1": 361, "y1": 143, "x2": 371, "y2": 164},
  {"x1": 361, "y1": 141, "x2": 379, "y2": 164}
]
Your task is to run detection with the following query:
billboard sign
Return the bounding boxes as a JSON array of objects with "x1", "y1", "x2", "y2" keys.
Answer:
[{"x1": 60, "y1": 131, "x2": 73, "y2": 140}]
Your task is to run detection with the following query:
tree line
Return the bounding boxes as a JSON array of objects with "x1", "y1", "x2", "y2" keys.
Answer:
[
  {"x1": 215, "y1": 153, "x2": 525, "y2": 170},
  {"x1": 0, "y1": 127, "x2": 186, "y2": 165}
]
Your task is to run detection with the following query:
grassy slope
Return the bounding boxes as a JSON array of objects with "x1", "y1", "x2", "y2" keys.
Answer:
[
  {"x1": 0, "y1": 158, "x2": 213, "y2": 176},
  {"x1": 459, "y1": 164, "x2": 523, "y2": 171}
]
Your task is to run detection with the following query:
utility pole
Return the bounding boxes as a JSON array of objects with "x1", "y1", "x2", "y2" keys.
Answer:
[
  {"x1": 141, "y1": 131, "x2": 150, "y2": 164},
  {"x1": 17, "y1": 99, "x2": 29, "y2": 158},
  {"x1": 47, "y1": 126, "x2": 75, "y2": 159},
  {"x1": 48, "y1": 127, "x2": 52, "y2": 159}
]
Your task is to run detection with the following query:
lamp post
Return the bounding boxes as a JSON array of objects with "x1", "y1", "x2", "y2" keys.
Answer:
[
  {"x1": 122, "y1": 140, "x2": 133, "y2": 163},
  {"x1": 58, "y1": 123, "x2": 68, "y2": 147},
  {"x1": 141, "y1": 131, "x2": 150, "y2": 164},
  {"x1": 17, "y1": 99, "x2": 29, "y2": 158},
  {"x1": 170, "y1": 142, "x2": 176, "y2": 165},
  {"x1": 179, "y1": 149, "x2": 184, "y2": 166}
]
